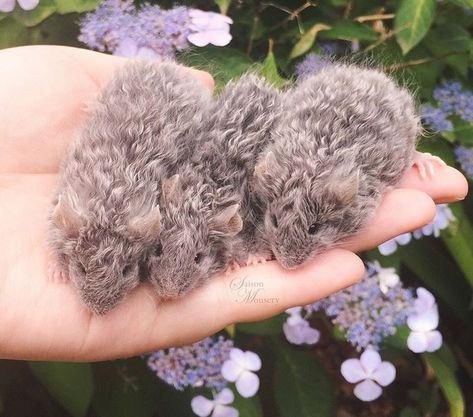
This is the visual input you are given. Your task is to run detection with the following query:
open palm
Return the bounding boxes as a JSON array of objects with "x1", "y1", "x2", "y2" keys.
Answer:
[{"x1": 0, "y1": 45, "x2": 467, "y2": 361}]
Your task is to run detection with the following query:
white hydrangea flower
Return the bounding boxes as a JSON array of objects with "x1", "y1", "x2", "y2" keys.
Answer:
[
  {"x1": 191, "y1": 388, "x2": 238, "y2": 417},
  {"x1": 0, "y1": 0, "x2": 38, "y2": 12},
  {"x1": 283, "y1": 307, "x2": 320, "y2": 345},
  {"x1": 221, "y1": 348, "x2": 261, "y2": 398},
  {"x1": 407, "y1": 288, "x2": 443, "y2": 353},
  {"x1": 372, "y1": 261, "x2": 400, "y2": 294},
  {"x1": 413, "y1": 204, "x2": 455, "y2": 238},
  {"x1": 187, "y1": 9, "x2": 233, "y2": 47},
  {"x1": 378, "y1": 232, "x2": 412, "y2": 256},
  {"x1": 341, "y1": 349, "x2": 396, "y2": 402}
]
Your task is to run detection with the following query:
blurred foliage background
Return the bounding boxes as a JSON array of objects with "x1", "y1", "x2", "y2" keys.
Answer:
[{"x1": 1, "y1": 0, "x2": 473, "y2": 416}]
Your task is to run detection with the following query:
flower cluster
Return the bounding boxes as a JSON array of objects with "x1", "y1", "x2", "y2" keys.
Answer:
[
  {"x1": 341, "y1": 349, "x2": 396, "y2": 401},
  {"x1": 147, "y1": 336, "x2": 233, "y2": 391},
  {"x1": 79, "y1": 0, "x2": 232, "y2": 59},
  {"x1": 454, "y1": 145, "x2": 473, "y2": 179},
  {"x1": 378, "y1": 204, "x2": 455, "y2": 255},
  {"x1": 421, "y1": 80, "x2": 473, "y2": 131},
  {"x1": 308, "y1": 262, "x2": 414, "y2": 351},
  {"x1": 406, "y1": 288, "x2": 443, "y2": 353}
]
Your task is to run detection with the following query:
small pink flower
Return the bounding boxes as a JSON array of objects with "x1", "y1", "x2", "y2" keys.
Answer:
[
  {"x1": 0, "y1": 0, "x2": 39, "y2": 12},
  {"x1": 341, "y1": 349, "x2": 396, "y2": 401}
]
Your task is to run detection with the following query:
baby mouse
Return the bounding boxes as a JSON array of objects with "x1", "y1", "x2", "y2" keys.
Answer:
[
  {"x1": 147, "y1": 74, "x2": 283, "y2": 299},
  {"x1": 252, "y1": 63, "x2": 444, "y2": 269},
  {"x1": 49, "y1": 60, "x2": 210, "y2": 314}
]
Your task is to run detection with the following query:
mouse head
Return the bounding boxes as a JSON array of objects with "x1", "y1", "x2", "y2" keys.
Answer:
[
  {"x1": 252, "y1": 152, "x2": 368, "y2": 269},
  {"x1": 148, "y1": 174, "x2": 243, "y2": 299},
  {"x1": 52, "y1": 195, "x2": 161, "y2": 314}
]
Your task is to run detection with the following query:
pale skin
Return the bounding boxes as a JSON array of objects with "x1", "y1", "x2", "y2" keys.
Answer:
[{"x1": 0, "y1": 45, "x2": 467, "y2": 362}]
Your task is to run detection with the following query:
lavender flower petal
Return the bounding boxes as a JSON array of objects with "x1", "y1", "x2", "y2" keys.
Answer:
[
  {"x1": 354, "y1": 379, "x2": 383, "y2": 402},
  {"x1": 235, "y1": 370, "x2": 259, "y2": 398}
]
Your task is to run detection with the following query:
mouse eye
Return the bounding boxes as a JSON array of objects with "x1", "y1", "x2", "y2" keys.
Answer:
[
  {"x1": 122, "y1": 264, "x2": 133, "y2": 276},
  {"x1": 308, "y1": 223, "x2": 320, "y2": 235},
  {"x1": 154, "y1": 243, "x2": 163, "y2": 257},
  {"x1": 194, "y1": 252, "x2": 204, "y2": 264},
  {"x1": 271, "y1": 214, "x2": 278, "y2": 228}
]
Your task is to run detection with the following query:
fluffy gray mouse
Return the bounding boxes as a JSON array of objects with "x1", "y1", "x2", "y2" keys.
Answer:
[
  {"x1": 49, "y1": 60, "x2": 210, "y2": 314},
  {"x1": 251, "y1": 63, "x2": 443, "y2": 269},
  {"x1": 147, "y1": 74, "x2": 283, "y2": 298}
]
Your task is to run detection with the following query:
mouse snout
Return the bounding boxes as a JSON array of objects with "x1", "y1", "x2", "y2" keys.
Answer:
[{"x1": 272, "y1": 245, "x2": 311, "y2": 270}]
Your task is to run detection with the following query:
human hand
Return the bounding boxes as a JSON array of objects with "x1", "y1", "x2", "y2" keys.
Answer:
[{"x1": 0, "y1": 45, "x2": 467, "y2": 361}]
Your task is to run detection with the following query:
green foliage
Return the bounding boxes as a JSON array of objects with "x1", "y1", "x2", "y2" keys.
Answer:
[
  {"x1": 273, "y1": 342, "x2": 334, "y2": 417},
  {"x1": 29, "y1": 362, "x2": 93, "y2": 417},
  {"x1": 395, "y1": 0, "x2": 437, "y2": 54},
  {"x1": 424, "y1": 352, "x2": 465, "y2": 417}
]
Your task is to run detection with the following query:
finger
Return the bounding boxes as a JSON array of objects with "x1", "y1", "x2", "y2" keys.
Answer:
[
  {"x1": 343, "y1": 188, "x2": 436, "y2": 253},
  {"x1": 74, "y1": 249, "x2": 363, "y2": 360},
  {"x1": 399, "y1": 164, "x2": 468, "y2": 203},
  {"x1": 61, "y1": 46, "x2": 215, "y2": 92}
]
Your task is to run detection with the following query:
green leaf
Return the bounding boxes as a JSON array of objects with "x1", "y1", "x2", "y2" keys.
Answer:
[
  {"x1": 13, "y1": 0, "x2": 56, "y2": 27},
  {"x1": 53, "y1": 0, "x2": 98, "y2": 14},
  {"x1": 258, "y1": 50, "x2": 287, "y2": 87},
  {"x1": 92, "y1": 359, "x2": 159, "y2": 417},
  {"x1": 319, "y1": 20, "x2": 378, "y2": 41},
  {"x1": 289, "y1": 23, "x2": 331, "y2": 60},
  {"x1": 237, "y1": 314, "x2": 286, "y2": 335},
  {"x1": 395, "y1": 0, "x2": 436, "y2": 54},
  {"x1": 423, "y1": 352, "x2": 465, "y2": 417},
  {"x1": 179, "y1": 47, "x2": 253, "y2": 91},
  {"x1": 214, "y1": 0, "x2": 231, "y2": 15},
  {"x1": 423, "y1": 24, "x2": 470, "y2": 76},
  {"x1": 29, "y1": 362, "x2": 93, "y2": 417},
  {"x1": 399, "y1": 407, "x2": 421, "y2": 417},
  {"x1": 274, "y1": 343, "x2": 334, "y2": 417},
  {"x1": 232, "y1": 392, "x2": 264, "y2": 417},
  {"x1": 0, "y1": 16, "x2": 30, "y2": 48}
]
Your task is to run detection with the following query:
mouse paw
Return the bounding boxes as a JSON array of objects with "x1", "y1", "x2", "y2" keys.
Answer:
[
  {"x1": 48, "y1": 261, "x2": 69, "y2": 284},
  {"x1": 246, "y1": 254, "x2": 268, "y2": 267},
  {"x1": 413, "y1": 151, "x2": 446, "y2": 179}
]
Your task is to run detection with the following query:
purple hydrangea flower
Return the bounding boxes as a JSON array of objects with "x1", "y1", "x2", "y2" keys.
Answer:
[
  {"x1": 191, "y1": 388, "x2": 238, "y2": 417},
  {"x1": 378, "y1": 232, "x2": 412, "y2": 256},
  {"x1": 147, "y1": 336, "x2": 233, "y2": 390},
  {"x1": 454, "y1": 146, "x2": 473, "y2": 178},
  {"x1": 407, "y1": 288, "x2": 443, "y2": 353},
  {"x1": 420, "y1": 104, "x2": 453, "y2": 132},
  {"x1": 341, "y1": 349, "x2": 396, "y2": 401},
  {"x1": 434, "y1": 80, "x2": 473, "y2": 123},
  {"x1": 412, "y1": 204, "x2": 455, "y2": 239},
  {"x1": 294, "y1": 53, "x2": 331, "y2": 79},
  {"x1": 308, "y1": 262, "x2": 414, "y2": 351},
  {"x1": 221, "y1": 348, "x2": 261, "y2": 398},
  {"x1": 0, "y1": 0, "x2": 38, "y2": 12}
]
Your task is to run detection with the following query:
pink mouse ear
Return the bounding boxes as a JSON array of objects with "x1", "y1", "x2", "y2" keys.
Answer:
[
  {"x1": 52, "y1": 196, "x2": 83, "y2": 237},
  {"x1": 211, "y1": 204, "x2": 243, "y2": 236},
  {"x1": 128, "y1": 205, "x2": 162, "y2": 239}
]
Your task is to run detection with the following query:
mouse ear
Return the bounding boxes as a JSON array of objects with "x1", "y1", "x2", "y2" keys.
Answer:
[
  {"x1": 330, "y1": 168, "x2": 360, "y2": 205},
  {"x1": 52, "y1": 196, "x2": 83, "y2": 237},
  {"x1": 254, "y1": 151, "x2": 277, "y2": 180},
  {"x1": 211, "y1": 204, "x2": 243, "y2": 236},
  {"x1": 128, "y1": 205, "x2": 162, "y2": 239},
  {"x1": 162, "y1": 174, "x2": 181, "y2": 203}
]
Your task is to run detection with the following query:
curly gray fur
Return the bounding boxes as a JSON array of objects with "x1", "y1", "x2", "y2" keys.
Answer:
[
  {"x1": 147, "y1": 74, "x2": 283, "y2": 298},
  {"x1": 252, "y1": 63, "x2": 421, "y2": 268},
  {"x1": 49, "y1": 60, "x2": 210, "y2": 314}
]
